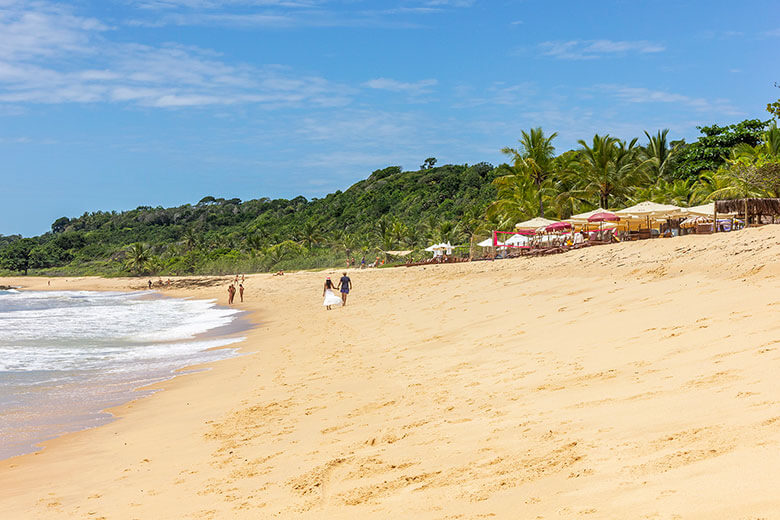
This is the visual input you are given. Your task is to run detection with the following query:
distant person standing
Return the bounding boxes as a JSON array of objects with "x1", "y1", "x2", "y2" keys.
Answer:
[
  {"x1": 338, "y1": 272, "x2": 352, "y2": 306},
  {"x1": 148, "y1": 280, "x2": 153, "y2": 290},
  {"x1": 227, "y1": 283, "x2": 235, "y2": 304},
  {"x1": 239, "y1": 283, "x2": 244, "y2": 303}
]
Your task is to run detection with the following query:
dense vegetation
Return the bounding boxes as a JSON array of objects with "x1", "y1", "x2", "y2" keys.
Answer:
[
  {"x1": 1, "y1": 117, "x2": 778, "y2": 277},
  {"x1": 0, "y1": 163, "x2": 499, "y2": 276}
]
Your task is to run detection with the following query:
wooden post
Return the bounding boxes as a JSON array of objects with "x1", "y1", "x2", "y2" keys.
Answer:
[
  {"x1": 744, "y1": 198, "x2": 749, "y2": 229},
  {"x1": 713, "y1": 207, "x2": 717, "y2": 233}
]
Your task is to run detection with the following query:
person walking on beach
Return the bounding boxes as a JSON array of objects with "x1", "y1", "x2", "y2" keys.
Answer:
[
  {"x1": 338, "y1": 272, "x2": 352, "y2": 306},
  {"x1": 323, "y1": 277, "x2": 341, "y2": 310},
  {"x1": 148, "y1": 280, "x2": 152, "y2": 290},
  {"x1": 227, "y1": 283, "x2": 235, "y2": 304},
  {"x1": 239, "y1": 283, "x2": 244, "y2": 303}
]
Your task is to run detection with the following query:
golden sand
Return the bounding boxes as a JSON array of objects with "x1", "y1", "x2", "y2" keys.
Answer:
[{"x1": 2, "y1": 226, "x2": 780, "y2": 518}]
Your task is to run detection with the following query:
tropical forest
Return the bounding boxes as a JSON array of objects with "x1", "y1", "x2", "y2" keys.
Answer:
[{"x1": 1, "y1": 115, "x2": 779, "y2": 277}]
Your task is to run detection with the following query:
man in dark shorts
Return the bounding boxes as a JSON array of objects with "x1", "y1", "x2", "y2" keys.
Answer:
[{"x1": 338, "y1": 272, "x2": 352, "y2": 306}]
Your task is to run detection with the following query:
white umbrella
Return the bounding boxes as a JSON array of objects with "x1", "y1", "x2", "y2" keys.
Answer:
[
  {"x1": 566, "y1": 207, "x2": 609, "y2": 223},
  {"x1": 515, "y1": 217, "x2": 557, "y2": 231},
  {"x1": 504, "y1": 233, "x2": 530, "y2": 246},
  {"x1": 477, "y1": 238, "x2": 504, "y2": 247},
  {"x1": 615, "y1": 201, "x2": 684, "y2": 219}
]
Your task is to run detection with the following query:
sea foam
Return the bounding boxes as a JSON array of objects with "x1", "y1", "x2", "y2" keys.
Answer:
[{"x1": 0, "y1": 290, "x2": 246, "y2": 459}]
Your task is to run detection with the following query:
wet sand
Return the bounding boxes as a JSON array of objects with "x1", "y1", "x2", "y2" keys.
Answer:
[{"x1": 2, "y1": 226, "x2": 780, "y2": 518}]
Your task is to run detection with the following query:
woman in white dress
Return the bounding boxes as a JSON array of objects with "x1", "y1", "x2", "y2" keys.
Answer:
[{"x1": 323, "y1": 277, "x2": 342, "y2": 310}]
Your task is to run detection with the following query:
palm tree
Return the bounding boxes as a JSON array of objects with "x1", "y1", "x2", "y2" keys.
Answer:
[
  {"x1": 733, "y1": 122, "x2": 780, "y2": 159},
  {"x1": 458, "y1": 206, "x2": 486, "y2": 259},
  {"x1": 403, "y1": 225, "x2": 426, "y2": 249},
  {"x1": 146, "y1": 255, "x2": 164, "y2": 275},
  {"x1": 501, "y1": 127, "x2": 558, "y2": 217},
  {"x1": 298, "y1": 221, "x2": 323, "y2": 250},
  {"x1": 632, "y1": 178, "x2": 697, "y2": 206},
  {"x1": 642, "y1": 129, "x2": 678, "y2": 181},
  {"x1": 486, "y1": 172, "x2": 538, "y2": 225},
  {"x1": 124, "y1": 243, "x2": 150, "y2": 275},
  {"x1": 691, "y1": 171, "x2": 740, "y2": 202},
  {"x1": 390, "y1": 220, "x2": 408, "y2": 247},
  {"x1": 573, "y1": 134, "x2": 646, "y2": 209}
]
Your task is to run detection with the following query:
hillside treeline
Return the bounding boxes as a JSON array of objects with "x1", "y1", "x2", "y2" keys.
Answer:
[{"x1": 1, "y1": 117, "x2": 778, "y2": 277}]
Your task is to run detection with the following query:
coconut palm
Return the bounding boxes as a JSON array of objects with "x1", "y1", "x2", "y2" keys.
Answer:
[
  {"x1": 403, "y1": 225, "x2": 426, "y2": 249},
  {"x1": 573, "y1": 134, "x2": 646, "y2": 209},
  {"x1": 390, "y1": 220, "x2": 408, "y2": 247},
  {"x1": 298, "y1": 221, "x2": 323, "y2": 249},
  {"x1": 501, "y1": 127, "x2": 558, "y2": 217},
  {"x1": 145, "y1": 255, "x2": 164, "y2": 275},
  {"x1": 457, "y1": 206, "x2": 486, "y2": 258},
  {"x1": 632, "y1": 178, "x2": 697, "y2": 206},
  {"x1": 486, "y1": 172, "x2": 539, "y2": 225},
  {"x1": 124, "y1": 242, "x2": 150, "y2": 275},
  {"x1": 733, "y1": 122, "x2": 780, "y2": 159},
  {"x1": 642, "y1": 129, "x2": 678, "y2": 181}
]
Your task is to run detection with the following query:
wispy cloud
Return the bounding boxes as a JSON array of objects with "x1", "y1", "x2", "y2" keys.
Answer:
[
  {"x1": 764, "y1": 28, "x2": 780, "y2": 37},
  {"x1": 124, "y1": 0, "x2": 473, "y2": 28},
  {"x1": 596, "y1": 84, "x2": 742, "y2": 116},
  {"x1": 452, "y1": 81, "x2": 537, "y2": 108},
  {"x1": 363, "y1": 78, "x2": 437, "y2": 95},
  {"x1": 0, "y1": 2, "x2": 351, "y2": 108},
  {"x1": 539, "y1": 39, "x2": 665, "y2": 60}
]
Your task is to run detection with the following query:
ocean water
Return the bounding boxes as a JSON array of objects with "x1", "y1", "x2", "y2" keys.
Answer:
[{"x1": 0, "y1": 289, "x2": 246, "y2": 460}]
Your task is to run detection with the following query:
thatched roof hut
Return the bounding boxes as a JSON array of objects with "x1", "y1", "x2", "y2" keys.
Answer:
[{"x1": 715, "y1": 198, "x2": 780, "y2": 216}]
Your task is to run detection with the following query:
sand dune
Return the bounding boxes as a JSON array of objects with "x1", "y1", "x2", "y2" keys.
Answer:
[{"x1": 2, "y1": 226, "x2": 780, "y2": 518}]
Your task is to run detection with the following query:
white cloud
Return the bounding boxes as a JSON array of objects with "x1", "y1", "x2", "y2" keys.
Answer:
[
  {"x1": 363, "y1": 78, "x2": 437, "y2": 95},
  {"x1": 124, "y1": 0, "x2": 472, "y2": 28},
  {"x1": 0, "y1": 2, "x2": 352, "y2": 108},
  {"x1": 539, "y1": 39, "x2": 665, "y2": 60},
  {"x1": 0, "y1": 1, "x2": 108, "y2": 59},
  {"x1": 596, "y1": 84, "x2": 743, "y2": 116},
  {"x1": 452, "y1": 81, "x2": 537, "y2": 108}
]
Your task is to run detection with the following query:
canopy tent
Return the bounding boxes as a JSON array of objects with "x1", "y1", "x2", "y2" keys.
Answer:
[
  {"x1": 678, "y1": 202, "x2": 737, "y2": 218},
  {"x1": 566, "y1": 207, "x2": 610, "y2": 223},
  {"x1": 504, "y1": 233, "x2": 531, "y2": 246},
  {"x1": 615, "y1": 201, "x2": 684, "y2": 220},
  {"x1": 477, "y1": 237, "x2": 505, "y2": 247},
  {"x1": 544, "y1": 221, "x2": 572, "y2": 232},
  {"x1": 515, "y1": 217, "x2": 557, "y2": 231},
  {"x1": 424, "y1": 242, "x2": 453, "y2": 256},
  {"x1": 588, "y1": 211, "x2": 620, "y2": 222}
]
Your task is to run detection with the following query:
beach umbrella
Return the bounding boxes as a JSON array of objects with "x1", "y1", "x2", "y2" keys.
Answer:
[
  {"x1": 477, "y1": 238, "x2": 504, "y2": 247},
  {"x1": 504, "y1": 233, "x2": 530, "y2": 246},
  {"x1": 587, "y1": 211, "x2": 620, "y2": 222},
  {"x1": 545, "y1": 221, "x2": 572, "y2": 232},
  {"x1": 515, "y1": 217, "x2": 557, "y2": 231}
]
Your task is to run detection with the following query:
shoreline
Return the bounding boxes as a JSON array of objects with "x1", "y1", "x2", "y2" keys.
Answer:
[
  {"x1": 2, "y1": 228, "x2": 780, "y2": 518},
  {"x1": 0, "y1": 283, "x2": 256, "y2": 462}
]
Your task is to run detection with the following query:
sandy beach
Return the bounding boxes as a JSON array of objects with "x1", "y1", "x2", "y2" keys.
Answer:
[{"x1": 2, "y1": 226, "x2": 780, "y2": 518}]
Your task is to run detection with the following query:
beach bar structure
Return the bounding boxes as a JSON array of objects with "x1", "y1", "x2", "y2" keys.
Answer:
[{"x1": 715, "y1": 198, "x2": 780, "y2": 227}]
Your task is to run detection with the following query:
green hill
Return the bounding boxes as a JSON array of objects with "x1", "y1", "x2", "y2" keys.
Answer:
[{"x1": 0, "y1": 163, "x2": 499, "y2": 276}]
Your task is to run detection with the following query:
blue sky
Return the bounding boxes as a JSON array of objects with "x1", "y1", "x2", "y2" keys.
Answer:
[{"x1": 1, "y1": 0, "x2": 778, "y2": 236}]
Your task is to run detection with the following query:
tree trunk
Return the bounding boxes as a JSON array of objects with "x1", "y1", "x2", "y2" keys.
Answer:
[{"x1": 538, "y1": 187, "x2": 544, "y2": 218}]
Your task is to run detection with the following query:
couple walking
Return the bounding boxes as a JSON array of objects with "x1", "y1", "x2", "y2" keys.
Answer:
[{"x1": 323, "y1": 272, "x2": 352, "y2": 310}]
